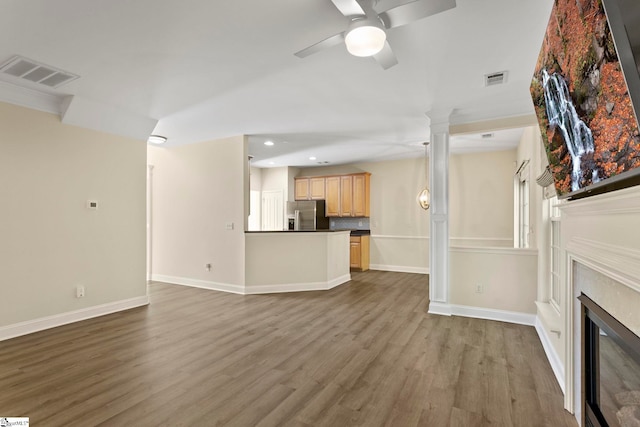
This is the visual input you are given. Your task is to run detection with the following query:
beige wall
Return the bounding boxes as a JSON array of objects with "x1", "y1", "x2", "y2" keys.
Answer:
[
  {"x1": 449, "y1": 150, "x2": 515, "y2": 245},
  {"x1": 148, "y1": 136, "x2": 247, "y2": 287},
  {"x1": 0, "y1": 102, "x2": 147, "y2": 327},
  {"x1": 298, "y1": 150, "x2": 516, "y2": 272},
  {"x1": 245, "y1": 231, "x2": 350, "y2": 292},
  {"x1": 250, "y1": 167, "x2": 262, "y2": 191},
  {"x1": 450, "y1": 248, "x2": 538, "y2": 314},
  {"x1": 261, "y1": 167, "x2": 289, "y2": 193}
]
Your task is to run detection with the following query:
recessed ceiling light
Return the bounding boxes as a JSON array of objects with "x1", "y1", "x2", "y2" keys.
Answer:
[
  {"x1": 269, "y1": 161, "x2": 275, "y2": 165},
  {"x1": 148, "y1": 135, "x2": 167, "y2": 144},
  {"x1": 264, "y1": 140, "x2": 274, "y2": 146},
  {"x1": 309, "y1": 156, "x2": 317, "y2": 160}
]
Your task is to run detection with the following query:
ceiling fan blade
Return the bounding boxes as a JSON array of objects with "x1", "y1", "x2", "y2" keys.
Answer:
[
  {"x1": 330, "y1": 0, "x2": 366, "y2": 17},
  {"x1": 373, "y1": 41, "x2": 398, "y2": 70},
  {"x1": 294, "y1": 32, "x2": 345, "y2": 58},
  {"x1": 379, "y1": 0, "x2": 456, "y2": 29}
]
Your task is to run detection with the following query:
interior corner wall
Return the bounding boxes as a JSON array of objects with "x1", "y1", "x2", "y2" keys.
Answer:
[
  {"x1": 148, "y1": 136, "x2": 247, "y2": 290},
  {"x1": 449, "y1": 149, "x2": 516, "y2": 247},
  {"x1": 0, "y1": 102, "x2": 147, "y2": 328},
  {"x1": 287, "y1": 167, "x2": 300, "y2": 202}
]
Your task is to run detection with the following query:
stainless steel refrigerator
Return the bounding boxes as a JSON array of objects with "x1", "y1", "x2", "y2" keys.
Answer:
[{"x1": 286, "y1": 200, "x2": 330, "y2": 231}]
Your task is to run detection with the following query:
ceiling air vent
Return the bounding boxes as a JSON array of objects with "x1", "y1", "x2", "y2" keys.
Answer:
[
  {"x1": 481, "y1": 133, "x2": 494, "y2": 139},
  {"x1": 484, "y1": 71, "x2": 507, "y2": 87},
  {"x1": 0, "y1": 55, "x2": 79, "y2": 88}
]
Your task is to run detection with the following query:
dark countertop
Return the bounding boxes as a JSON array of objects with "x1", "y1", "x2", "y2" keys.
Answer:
[
  {"x1": 245, "y1": 229, "x2": 342, "y2": 233},
  {"x1": 245, "y1": 229, "x2": 370, "y2": 235}
]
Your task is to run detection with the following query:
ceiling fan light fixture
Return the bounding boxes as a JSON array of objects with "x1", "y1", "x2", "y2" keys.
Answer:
[{"x1": 345, "y1": 19, "x2": 386, "y2": 57}]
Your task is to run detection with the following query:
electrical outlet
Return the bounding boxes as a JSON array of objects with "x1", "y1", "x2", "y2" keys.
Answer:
[
  {"x1": 358, "y1": 221, "x2": 363, "y2": 227},
  {"x1": 205, "y1": 263, "x2": 212, "y2": 272},
  {"x1": 76, "y1": 285, "x2": 85, "y2": 298},
  {"x1": 225, "y1": 222, "x2": 234, "y2": 230},
  {"x1": 475, "y1": 283, "x2": 484, "y2": 294}
]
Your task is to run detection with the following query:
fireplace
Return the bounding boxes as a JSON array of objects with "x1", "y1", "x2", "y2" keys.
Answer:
[{"x1": 580, "y1": 293, "x2": 640, "y2": 427}]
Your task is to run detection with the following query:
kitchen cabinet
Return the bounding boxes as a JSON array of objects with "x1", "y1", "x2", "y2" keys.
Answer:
[
  {"x1": 338, "y1": 173, "x2": 370, "y2": 217},
  {"x1": 295, "y1": 177, "x2": 326, "y2": 200},
  {"x1": 309, "y1": 177, "x2": 326, "y2": 199},
  {"x1": 295, "y1": 178, "x2": 310, "y2": 200},
  {"x1": 352, "y1": 173, "x2": 370, "y2": 217},
  {"x1": 340, "y1": 176, "x2": 353, "y2": 217},
  {"x1": 295, "y1": 172, "x2": 370, "y2": 217},
  {"x1": 350, "y1": 235, "x2": 370, "y2": 271},
  {"x1": 325, "y1": 176, "x2": 340, "y2": 216}
]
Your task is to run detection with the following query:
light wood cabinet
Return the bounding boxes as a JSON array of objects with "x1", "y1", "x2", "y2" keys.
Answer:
[
  {"x1": 295, "y1": 177, "x2": 326, "y2": 200},
  {"x1": 325, "y1": 176, "x2": 340, "y2": 216},
  {"x1": 309, "y1": 177, "x2": 326, "y2": 200},
  {"x1": 350, "y1": 235, "x2": 370, "y2": 271},
  {"x1": 352, "y1": 173, "x2": 370, "y2": 217},
  {"x1": 294, "y1": 178, "x2": 310, "y2": 200},
  {"x1": 340, "y1": 176, "x2": 353, "y2": 217},
  {"x1": 295, "y1": 172, "x2": 370, "y2": 217}
]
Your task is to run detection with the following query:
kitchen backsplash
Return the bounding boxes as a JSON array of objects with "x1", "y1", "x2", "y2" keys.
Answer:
[{"x1": 330, "y1": 217, "x2": 370, "y2": 230}]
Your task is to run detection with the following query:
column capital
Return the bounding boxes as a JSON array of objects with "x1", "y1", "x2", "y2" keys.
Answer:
[{"x1": 425, "y1": 109, "x2": 454, "y2": 134}]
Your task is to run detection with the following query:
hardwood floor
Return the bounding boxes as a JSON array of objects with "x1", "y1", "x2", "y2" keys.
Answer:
[{"x1": 0, "y1": 271, "x2": 576, "y2": 426}]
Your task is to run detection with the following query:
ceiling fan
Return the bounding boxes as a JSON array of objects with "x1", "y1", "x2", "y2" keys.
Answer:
[{"x1": 295, "y1": 0, "x2": 456, "y2": 69}]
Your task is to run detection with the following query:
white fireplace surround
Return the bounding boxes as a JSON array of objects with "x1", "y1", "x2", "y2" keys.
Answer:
[{"x1": 559, "y1": 185, "x2": 640, "y2": 424}]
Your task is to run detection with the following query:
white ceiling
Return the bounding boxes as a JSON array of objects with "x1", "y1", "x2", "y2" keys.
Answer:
[{"x1": 0, "y1": 0, "x2": 552, "y2": 167}]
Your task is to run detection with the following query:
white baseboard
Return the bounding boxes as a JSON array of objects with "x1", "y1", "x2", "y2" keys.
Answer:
[
  {"x1": 429, "y1": 303, "x2": 536, "y2": 326},
  {"x1": 370, "y1": 264, "x2": 429, "y2": 275},
  {"x1": 449, "y1": 304, "x2": 536, "y2": 326},
  {"x1": 428, "y1": 302, "x2": 452, "y2": 316},
  {"x1": 152, "y1": 274, "x2": 351, "y2": 295},
  {"x1": 535, "y1": 317, "x2": 565, "y2": 393},
  {"x1": 245, "y1": 274, "x2": 351, "y2": 295},
  {"x1": 151, "y1": 274, "x2": 245, "y2": 294},
  {"x1": 0, "y1": 295, "x2": 150, "y2": 342}
]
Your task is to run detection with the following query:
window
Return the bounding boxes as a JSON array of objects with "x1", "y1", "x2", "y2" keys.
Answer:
[
  {"x1": 519, "y1": 178, "x2": 530, "y2": 248},
  {"x1": 549, "y1": 196, "x2": 561, "y2": 310},
  {"x1": 514, "y1": 160, "x2": 530, "y2": 248}
]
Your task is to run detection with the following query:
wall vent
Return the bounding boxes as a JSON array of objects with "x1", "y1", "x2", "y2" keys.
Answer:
[
  {"x1": 0, "y1": 55, "x2": 79, "y2": 88},
  {"x1": 484, "y1": 71, "x2": 507, "y2": 87}
]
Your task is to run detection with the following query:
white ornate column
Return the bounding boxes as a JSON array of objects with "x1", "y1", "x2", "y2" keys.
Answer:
[{"x1": 426, "y1": 111, "x2": 451, "y2": 315}]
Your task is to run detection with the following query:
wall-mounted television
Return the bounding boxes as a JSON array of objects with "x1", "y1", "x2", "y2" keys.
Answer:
[{"x1": 530, "y1": 0, "x2": 640, "y2": 200}]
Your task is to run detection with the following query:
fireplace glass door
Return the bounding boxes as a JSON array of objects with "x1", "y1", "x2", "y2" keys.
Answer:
[{"x1": 580, "y1": 294, "x2": 640, "y2": 427}]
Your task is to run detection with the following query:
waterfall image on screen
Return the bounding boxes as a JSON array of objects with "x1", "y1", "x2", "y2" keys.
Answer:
[{"x1": 530, "y1": 0, "x2": 640, "y2": 197}]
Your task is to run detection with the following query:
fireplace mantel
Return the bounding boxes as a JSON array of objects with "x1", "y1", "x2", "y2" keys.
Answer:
[
  {"x1": 560, "y1": 185, "x2": 640, "y2": 217},
  {"x1": 566, "y1": 237, "x2": 640, "y2": 294},
  {"x1": 559, "y1": 185, "x2": 640, "y2": 424}
]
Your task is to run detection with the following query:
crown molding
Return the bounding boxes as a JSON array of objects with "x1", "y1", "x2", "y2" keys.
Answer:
[{"x1": 0, "y1": 79, "x2": 63, "y2": 114}]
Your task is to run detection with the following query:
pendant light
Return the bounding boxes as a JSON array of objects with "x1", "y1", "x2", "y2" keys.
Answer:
[{"x1": 417, "y1": 142, "x2": 430, "y2": 210}]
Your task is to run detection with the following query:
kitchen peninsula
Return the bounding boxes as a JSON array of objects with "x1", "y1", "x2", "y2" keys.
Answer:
[{"x1": 244, "y1": 230, "x2": 351, "y2": 294}]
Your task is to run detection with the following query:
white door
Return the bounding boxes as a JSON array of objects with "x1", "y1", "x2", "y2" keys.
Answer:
[{"x1": 261, "y1": 190, "x2": 284, "y2": 231}]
